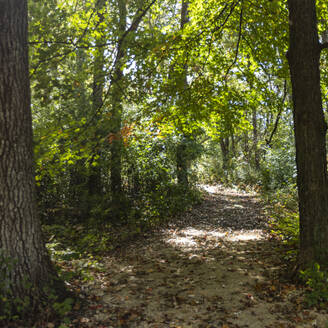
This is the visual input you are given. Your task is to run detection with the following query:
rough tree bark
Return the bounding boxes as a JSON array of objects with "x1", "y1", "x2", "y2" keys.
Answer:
[
  {"x1": 0, "y1": 0, "x2": 62, "y2": 317},
  {"x1": 287, "y1": 0, "x2": 328, "y2": 267}
]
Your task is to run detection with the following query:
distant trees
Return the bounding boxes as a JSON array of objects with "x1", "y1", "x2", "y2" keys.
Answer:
[{"x1": 0, "y1": 0, "x2": 62, "y2": 318}]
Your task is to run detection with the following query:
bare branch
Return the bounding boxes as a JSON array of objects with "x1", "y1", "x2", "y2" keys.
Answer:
[
  {"x1": 266, "y1": 79, "x2": 287, "y2": 147},
  {"x1": 224, "y1": 1, "x2": 243, "y2": 80}
]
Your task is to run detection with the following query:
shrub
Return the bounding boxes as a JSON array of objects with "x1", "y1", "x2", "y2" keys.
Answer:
[{"x1": 300, "y1": 263, "x2": 328, "y2": 307}]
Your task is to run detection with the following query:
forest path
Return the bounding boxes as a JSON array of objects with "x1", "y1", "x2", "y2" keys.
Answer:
[{"x1": 73, "y1": 185, "x2": 327, "y2": 328}]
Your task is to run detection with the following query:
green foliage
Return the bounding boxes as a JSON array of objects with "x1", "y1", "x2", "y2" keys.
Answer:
[
  {"x1": 0, "y1": 252, "x2": 35, "y2": 322},
  {"x1": 268, "y1": 201, "x2": 299, "y2": 245},
  {"x1": 260, "y1": 145, "x2": 296, "y2": 191},
  {"x1": 53, "y1": 297, "x2": 74, "y2": 316},
  {"x1": 0, "y1": 247, "x2": 75, "y2": 325},
  {"x1": 230, "y1": 157, "x2": 260, "y2": 187},
  {"x1": 260, "y1": 163, "x2": 299, "y2": 250},
  {"x1": 0, "y1": 250, "x2": 19, "y2": 321},
  {"x1": 300, "y1": 263, "x2": 328, "y2": 307}
]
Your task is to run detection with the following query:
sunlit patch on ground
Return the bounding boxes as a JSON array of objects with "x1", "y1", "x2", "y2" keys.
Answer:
[
  {"x1": 226, "y1": 229, "x2": 265, "y2": 241},
  {"x1": 164, "y1": 226, "x2": 265, "y2": 251},
  {"x1": 165, "y1": 227, "x2": 224, "y2": 250},
  {"x1": 165, "y1": 235, "x2": 198, "y2": 248},
  {"x1": 223, "y1": 204, "x2": 245, "y2": 209},
  {"x1": 201, "y1": 184, "x2": 257, "y2": 197},
  {"x1": 201, "y1": 184, "x2": 220, "y2": 194}
]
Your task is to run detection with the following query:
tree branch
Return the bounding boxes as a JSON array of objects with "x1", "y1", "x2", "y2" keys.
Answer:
[
  {"x1": 120, "y1": 0, "x2": 157, "y2": 40},
  {"x1": 266, "y1": 79, "x2": 287, "y2": 147},
  {"x1": 224, "y1": 1, "x2": 243, "y2": 80}
]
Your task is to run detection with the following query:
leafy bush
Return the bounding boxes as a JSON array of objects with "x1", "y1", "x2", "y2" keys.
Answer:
[
  {"x1": 260, "y1": 145, "x2": 296, "y2": 191},
  {"x1": 53, "y1": 297, "x2": 74, "y2": 316},
  {"x1": 0, "y1": 250, "x2": 17, "y2": 321},
  {"x1": 268, "y1": 203, "x2": 299, "y2": 246},
  {"x1": 300, "y1": 263, "x2": 328, "y2": 307},
  {"x1": 263, "y1": 183, "x2": 299, "y2": 250}
]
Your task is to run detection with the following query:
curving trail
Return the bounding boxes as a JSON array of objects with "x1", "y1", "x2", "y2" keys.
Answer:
[{"x1": 71, "y1": 186, "x2": 328, "y2": 328}]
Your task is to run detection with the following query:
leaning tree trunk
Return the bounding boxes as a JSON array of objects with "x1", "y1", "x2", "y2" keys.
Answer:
[
  {"x1": 0, "y1": 0, "x2": 61, "y2": 317},
  {"x1": 287, "y1": 0, "x2": 328, "y2": 267}
]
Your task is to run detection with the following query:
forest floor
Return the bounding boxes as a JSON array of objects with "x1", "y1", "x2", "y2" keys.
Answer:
[{"x1": 66, "y1": 185, "x2": 328, "y2": 328}]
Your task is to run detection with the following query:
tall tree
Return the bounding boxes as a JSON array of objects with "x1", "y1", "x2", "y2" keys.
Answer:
[
  {"x1": 109, "y1": 0, "x2": 127, "y2": 211},
  {"x1": 287, "y1": 0, "x2": 328, "y2": 267},
  {"x1": 88, "y1": 0, "x2": 106, "y2": 198},
  {"x1": 0, "y1": 0, "x2": 62, "y2": 317},
  {"x1": 176, "y1": 0, "x2": 190, "y2": 187},
  {"x1": 109, "y1": 0, "x2": 157, "y2": 215}
]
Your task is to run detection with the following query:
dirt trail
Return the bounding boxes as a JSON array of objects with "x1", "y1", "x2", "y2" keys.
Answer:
[{"x1": 72, "y1": 185, "x2": 328, "y2": 328}]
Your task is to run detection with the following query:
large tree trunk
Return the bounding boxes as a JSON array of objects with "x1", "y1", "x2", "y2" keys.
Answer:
[
  {"x1": 287, "y1": 0, "x2": 328, "y2": 267},
  {"x1": 0, "y1": 0, "x2": 60, "y2": 317}
]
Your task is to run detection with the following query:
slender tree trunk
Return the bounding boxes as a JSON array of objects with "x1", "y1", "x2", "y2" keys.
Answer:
[
  {"x1": 266, "y1": 80, "x2": 287, "y2": 148},
  {"x1": 230, "y1": 133, "x2": 236, "y2": 158},
  {"x1": 108, "y1": 0, "x2": 156, "y2": 217},
  {"x1": 219, "y1": 137, "x2": 230, "y2": 171},
  {"x1": 69, "y1": 49, "x2": 89, "y2": 215},
  {"x1": 176, "y1": 0, "x2": 190, "y2": 188},
  {"x1": 88, "y1": 0, "x2": 106, "y2": 197},
  {"x1": 177, "y1": 138, "x2": 189, "y2": 186},
  {"x1": 243, "y1": 131, "x2": 250, "y2": 162},
  {"x1": 109, "y1": 0, "x2": 127, "y2": 216},
  {"x1": 287, "y1": 0, "x2": 328, "y2": 267},
  {"x1": 0, "y1": 0, "x2": 61, "y2": 317},
  {"x1": 252, "y1": 108, "x2": 260, "y2": 170}
]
